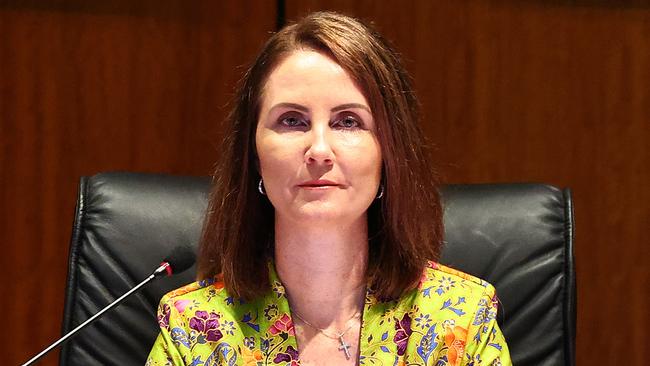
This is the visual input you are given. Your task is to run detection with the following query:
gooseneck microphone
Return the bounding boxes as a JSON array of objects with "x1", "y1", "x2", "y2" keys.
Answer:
[{"x1": 21, "y1": 245, "x2": 196, "y2": 366}]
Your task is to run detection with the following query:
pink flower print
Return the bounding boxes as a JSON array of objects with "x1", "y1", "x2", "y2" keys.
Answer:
[
  {"x1": 273, "y1": 345, "x2": 299, "y2": 365},
  {"x1": 189, "y1": 310, "x2": 223, "y2": 342},
  {"x1": 393, "y1": 313, "x2": 412, "y2": 356},
  {"x1": 174, "y1": 299, "x2": 191, "y2": 313},
  {"x1": 269, "y1": 313, "x2": 295, "y2": 336},
  {"x1": 157, "y1": 303, "x2": 171, "y2": 330}
]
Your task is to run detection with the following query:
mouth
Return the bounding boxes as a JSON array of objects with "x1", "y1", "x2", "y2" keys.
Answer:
[{"x1": 297, "y1": 179, "x2": 340, "y2": 188}]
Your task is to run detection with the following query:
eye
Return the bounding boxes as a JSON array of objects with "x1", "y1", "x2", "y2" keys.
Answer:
[
  {"x1": 279, "y1": 114, "x2": 308, "y2": 128},
  {"x1": 333, "y1": 114, "x2": 361, "y2": 129}
]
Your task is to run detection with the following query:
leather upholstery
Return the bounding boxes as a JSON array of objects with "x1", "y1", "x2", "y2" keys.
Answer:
[{"x1": 60, "y1": 172, "x2": 576, "y2": 366}]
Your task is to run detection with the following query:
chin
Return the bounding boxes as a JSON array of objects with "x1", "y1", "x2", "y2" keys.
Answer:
[
  {"x1": 291, "y1": 204, "x2": 367, "y2": 224},
  {"x1": 294, "y1": 208, "x2": 345, "y2": 222}
]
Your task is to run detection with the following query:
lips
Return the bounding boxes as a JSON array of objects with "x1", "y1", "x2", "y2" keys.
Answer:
[{"x1": 298, "y1": 179, "x2": 339, "y2": 188}]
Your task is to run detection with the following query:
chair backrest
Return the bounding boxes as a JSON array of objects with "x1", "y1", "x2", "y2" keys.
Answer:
[{"x1": 60, "y1": 172, "x2": 576, "y2": 366}]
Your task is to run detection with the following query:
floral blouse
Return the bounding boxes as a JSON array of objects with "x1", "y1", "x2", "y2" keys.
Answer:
[{"x1": 147, "y1": 262, "x2": 511, "y2": 366}]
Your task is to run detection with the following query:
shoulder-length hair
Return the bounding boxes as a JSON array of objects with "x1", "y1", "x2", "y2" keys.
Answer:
[{"x1": 198, "y1": 11, "x2": 443, "y2": 301}]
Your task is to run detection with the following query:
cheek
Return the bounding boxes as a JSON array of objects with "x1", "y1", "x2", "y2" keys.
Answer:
[
  {"x1": 341, "y1": 135, "x2": 382, "y2": 181},
  {"x1": 256, "y1": 132, "x2": 275, "y2": 172},
  {"x1": 256, "y1": 137, "x2": 298, "y2": 180},
  {"x1": 358, "y1": 134, "x2": 382, "y2": 170},
  {"x1": 366, "y1": 149, "x2": 383, "y2": 181}
]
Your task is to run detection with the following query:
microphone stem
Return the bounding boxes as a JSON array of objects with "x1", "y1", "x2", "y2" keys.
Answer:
[{"x1": 22, "y1": 271, "x2": 158, "y2": 366}]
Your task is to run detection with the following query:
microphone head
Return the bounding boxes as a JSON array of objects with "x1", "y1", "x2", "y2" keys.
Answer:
[{"x1": 162, "y1": 245, "x2": 196, "y2": 275}]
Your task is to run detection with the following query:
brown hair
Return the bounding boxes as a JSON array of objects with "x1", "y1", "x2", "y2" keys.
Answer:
[{"x1": 198, "y1": 11, "x2": 443, "y2": 301}]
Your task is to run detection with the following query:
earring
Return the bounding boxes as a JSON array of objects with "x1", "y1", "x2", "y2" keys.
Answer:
[
  {"x1": 258, "y1": 179, "x2": 266, "y2": 195},
  {"x1": 376, "y1": 184, "x2": 384, "y2": 199}
]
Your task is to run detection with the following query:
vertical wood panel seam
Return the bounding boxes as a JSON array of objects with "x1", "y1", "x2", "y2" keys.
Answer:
[{"x1": 276, "y1": 0, "x2": 286, "y2": 30}]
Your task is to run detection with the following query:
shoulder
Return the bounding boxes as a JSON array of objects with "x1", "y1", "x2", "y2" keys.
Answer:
[
  {"x1": 402, "y1": 263, "x2": 509, "y2": 365},
  {"x1": 152, "y1": 278, "x2": 263, "y2": 363},
  {"x1": 156, "y1": 276, "x2": 240, "y2": 329},
  {"x1": 160, "y1": 276, "x2": 227, "y2": 304},
  {"x1": 411, "y1": 261, "x2": 498, "y2": 321},
  {"x1": 420, "y1": 261, "x2": 496, "y2": 297}
]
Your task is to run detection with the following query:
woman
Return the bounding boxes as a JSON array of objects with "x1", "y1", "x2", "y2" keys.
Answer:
[{"x1": 147, "y1": 12, "x2": 510, "y2": 366}]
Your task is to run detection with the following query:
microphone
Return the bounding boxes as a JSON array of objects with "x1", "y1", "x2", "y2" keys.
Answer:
[{"x1": 21, "y1": 245, "x2": 196, "y2": 366}]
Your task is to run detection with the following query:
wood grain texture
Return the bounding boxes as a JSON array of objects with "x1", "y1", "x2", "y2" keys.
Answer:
[
  {"x1": 0, "y1": 1, "x2": 276, "y2": 364},
  {"x1": 2, "y1": 1, "x2": 649, "y2": 365},
  {"x1": 285, "y1": 1, "x2": 649, "y2": 365}
]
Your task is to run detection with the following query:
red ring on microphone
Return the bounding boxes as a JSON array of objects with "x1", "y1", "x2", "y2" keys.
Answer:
[{"x1": 161, "y1": 262, "x2": 173, "y2": 276}]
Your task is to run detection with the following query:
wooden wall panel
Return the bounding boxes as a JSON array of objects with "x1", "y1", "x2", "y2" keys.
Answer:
[
  {"x1": 2, "y1": 1, "x2": 649, "y2": 365},
  {"x1": 0, "y1": 1, "x2": 276, "y2": 364},
  {"x1": 285, "y1": 1, "x2": 649, "y2": 365}
]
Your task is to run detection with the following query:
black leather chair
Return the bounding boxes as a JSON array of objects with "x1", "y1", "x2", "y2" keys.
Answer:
[{"x1": 60, "y1": 172, "x2": 576, "y2": 366}]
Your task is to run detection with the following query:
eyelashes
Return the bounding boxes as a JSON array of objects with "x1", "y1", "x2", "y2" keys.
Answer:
[
  {"x1": 279, "y1": 114, "x2": 308, "y2": 128},
  {"x1": 334, "y1": 114, "x2": 361, "y2": 129},
  {"x1": 277, "y1": 112, "x2": 365, "y2": 130}
]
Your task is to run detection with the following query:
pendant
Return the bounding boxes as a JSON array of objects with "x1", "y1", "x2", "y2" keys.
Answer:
[{"x1": 338, "y1": 336, "x2": 351, "y2": 360}]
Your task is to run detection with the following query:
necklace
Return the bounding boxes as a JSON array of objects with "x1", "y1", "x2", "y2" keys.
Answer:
[{"x1": 291, "y1": 310, "x2": 361, "y2": 360}]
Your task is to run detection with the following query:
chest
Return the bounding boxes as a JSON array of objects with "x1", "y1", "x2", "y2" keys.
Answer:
[{"x1": 232, "y1": 307, "x2": 470, "y2": 366}]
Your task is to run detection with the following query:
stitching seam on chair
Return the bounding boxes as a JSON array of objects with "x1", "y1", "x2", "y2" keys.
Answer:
[
  {"x1": 59, "y1": 176, "x2": 88, "y2": 364},
  {"x1": 562, "y1": 188, "x2": 576, "y2": 366}
]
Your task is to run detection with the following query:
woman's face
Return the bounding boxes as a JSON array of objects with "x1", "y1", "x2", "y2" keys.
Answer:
[{"x1": 256, "y1": 49, "x2": 382, "y2": 225}]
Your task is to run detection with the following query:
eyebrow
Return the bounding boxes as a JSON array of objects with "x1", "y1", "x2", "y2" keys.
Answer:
[
  {"x1": 270, "y1": 103, "x2": 309, "y2": 113},
  {"x1": 269, "y1": 102, "x2": 372, "y2": 114},
  {"x1": 332, "y1": 103, "x2": 372, "y2": 113}
]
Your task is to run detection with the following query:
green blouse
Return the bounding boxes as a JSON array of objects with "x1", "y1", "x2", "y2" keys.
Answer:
[{"x1": 146, "y1": 262, "x2": 511, "y2": 366}]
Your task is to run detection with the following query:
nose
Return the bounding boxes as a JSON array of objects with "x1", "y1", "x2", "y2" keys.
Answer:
[{"x1": 304, "y1": 125, "x2": 334, "y2": 165}]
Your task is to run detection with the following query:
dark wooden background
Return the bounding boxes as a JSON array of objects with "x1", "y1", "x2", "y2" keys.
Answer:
[{"x1": 1, "y1": 1, "x2": 648, "y2": 365}]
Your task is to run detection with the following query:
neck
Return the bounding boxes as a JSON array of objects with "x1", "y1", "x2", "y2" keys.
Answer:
[{"x1": 274, "y1": 214, "x2": 368, "y2": 329}]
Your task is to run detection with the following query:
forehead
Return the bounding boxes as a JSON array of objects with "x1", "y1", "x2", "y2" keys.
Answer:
[{"x1": 261, "y1": 49, "x2": 369, "y2": 107}]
